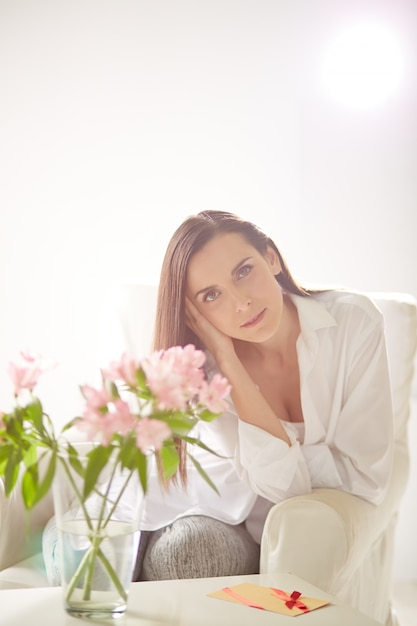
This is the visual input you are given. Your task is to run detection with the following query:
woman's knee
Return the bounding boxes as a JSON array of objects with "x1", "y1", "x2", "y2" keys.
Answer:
[{"x1": 138, "y1": 516, "x2": 260, "y2": 581}]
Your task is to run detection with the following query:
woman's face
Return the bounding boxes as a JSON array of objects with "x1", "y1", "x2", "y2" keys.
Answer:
[{"x1": 186, "y1": 232, "x2": 284, "y2": 344}]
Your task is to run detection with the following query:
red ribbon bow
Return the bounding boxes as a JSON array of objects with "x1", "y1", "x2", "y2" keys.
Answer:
[{"x1": 271, "y1": 588, "x2": 309, "y2": 612}]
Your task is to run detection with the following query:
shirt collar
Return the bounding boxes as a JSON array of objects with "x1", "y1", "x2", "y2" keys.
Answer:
[{"x1": 289, "y1": 293, "x2": 338, "y2": 336}]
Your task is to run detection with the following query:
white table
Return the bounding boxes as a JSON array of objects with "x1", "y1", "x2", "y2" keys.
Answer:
[{"x1": 1, "y1": 573, "x2": 381, "y2": 625}]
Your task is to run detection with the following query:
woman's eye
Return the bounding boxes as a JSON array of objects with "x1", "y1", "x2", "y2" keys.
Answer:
[
  {"x1": 204, "y1": 290, "x2": 220, "y2": 303},
  {"x1": 237, "y1": 265, "x2": 252, "y2": 279}
]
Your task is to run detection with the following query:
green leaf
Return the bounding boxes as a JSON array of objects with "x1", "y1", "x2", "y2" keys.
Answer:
[
  {"x1": 118, "y1": 435, "x2": 139, "y2": 470},
  {"x1": 59, "y1": 417, "x2": 81, "y2": 434},
  {"x1": 157, "y1": 415, "x2": 198, "y2": 436},
  {"x1": 115, "y1": 435, "x2": 148, "y2": 492},
  {"x1": 181, "y1": 436, "x2": 229, "y2": 459},
  {"x1": 32, "y1": 452, "x2": 56, "y2": 506},
  {"x1": 22, "y1": 444, "x2": 38, "y2": 469},
  {"x1": 21, "y1": 464, "x2": 39, "y2": 509},
  {"x1": 4, "y1": 454, "x2": 20, "y2": 497},
  {"x1": 25, "y1": 399, "x2": 44, "y2": 433},
  {"x1": 135, "y1": 367, "x2": 148, "y2": 390},
  {"x1": 187, "y1": 452, "x2": 220, "y2": 495},
  {"x1": 66, "y1": 443, "x2": 85, "y2": 477},
  {"x1": 135, "y1": 452, "x2": 147, "y2": 493},
  {"x1": 108, "y1": 382, "x2": 120, "y2": 399},
  {"x1": 0, "y1": 444, "x2": 13, "y2": 472},
  {"x1": 5, "y1": 409, "x2": 24, "y2": 440},
  {"x1": 83, "y1": 446, "x2": 114, "y2": 499},
  {"x1": 159, "y1": 445, "x2": 179, "y2": 481},
  {"x1": 196, "y1": 408, "x2": 220, "y2": 422}
]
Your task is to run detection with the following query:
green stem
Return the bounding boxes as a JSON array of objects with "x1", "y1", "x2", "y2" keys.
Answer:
[
  {"x1": 64, "y1": 544, "x2": 94, "y2": 601},
  {"x1": 95, "y1": 453, "x2": 119, "y2": 529},
  {"x1": 79, "y1": 463, "x2": 134, "y2": 601},
  {"x1": 58, "y1": 454, "x2": 99, "y2": 602},
  {"x1": 61, "y1": 451, "x2": 136, "y2": 605},
  {"x1": 63, "y1": 454, "x2": 133, "y2": 604},
  {"x1": 58, "y1": 455, "x2": 94, "y2": 533},
  {"x1": 103, "y1": 468, "x2": 135, "y2": 527},
  {"x1": 96, "y1": 547, "x2": 127, "y2": 601},
  {"x1": 64, "y1": 537, "x2": 128, "y2": 603},
  {"x1": 81, "y1": 532, "x2": 103, "y2": 601}
]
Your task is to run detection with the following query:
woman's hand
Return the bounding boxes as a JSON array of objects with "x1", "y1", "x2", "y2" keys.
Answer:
[
  {"x1": 185, "y1": 297, "x2": 235, "y2": 363},
  {"x1": 186, "y1": 298, "x2": 290, "y2": 444}
]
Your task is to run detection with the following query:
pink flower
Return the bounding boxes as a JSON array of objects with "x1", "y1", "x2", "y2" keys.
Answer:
[
  {"x1": 198, "y1": 374, "x2": 231, "y2": 414},
  {"x1": 77, "y1": 408, "x2": 111, "y2": 444},
  {"x1": 142, "y1": 345, "x2": 206, "y2": 410},
  {"x1": 109, "y1": 399, "x2": 137, "y2": 436},
  {"x1": 135, "y1": 417, "x2": 171, "y2": 453},
  {"x1": 101, "y1": 353, "x2": 139, "y2": 387},
  {"x1": 77, "y1": 399, "x2": 136, "y2": 446},
  {"x1": 8, "y1": 350, "x2": 55, "y2": 395},
  {"x1": 80, "y1": 384, "x2": 114, "y2": 411}
]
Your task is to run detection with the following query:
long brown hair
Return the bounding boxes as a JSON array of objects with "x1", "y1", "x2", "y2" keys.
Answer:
[
  {"x1": 153, "y1": 210, "x2": 311, "y2": 486},
  {"x1": 154, "y1": 210, "x2": 310, "y2": 352}
]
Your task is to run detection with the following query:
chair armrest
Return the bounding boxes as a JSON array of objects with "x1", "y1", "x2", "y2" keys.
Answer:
[
  {"x1": 0, "y1": 478, "x2": 54, "y2": 571},
  {"x1": 260, "y1": 445, "x2": 409, "y2": 594}
]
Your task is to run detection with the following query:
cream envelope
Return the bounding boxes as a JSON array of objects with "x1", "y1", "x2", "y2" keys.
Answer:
[{"x1": 208, "y1": 582, "x2": 330, "y2": 616}]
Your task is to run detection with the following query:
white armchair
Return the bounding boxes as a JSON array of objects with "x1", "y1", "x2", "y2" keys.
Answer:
[
  {"x1": 260, "y1": 292, "x2": 417, "y2": 625},
  {"x1": 0, "y1": 283, "x2": 416, "y2": 626}
]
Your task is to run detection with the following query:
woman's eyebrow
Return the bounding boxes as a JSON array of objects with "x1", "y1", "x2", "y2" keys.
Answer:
[
  {"x1": 194, "y1": 257, "x2": 253, "y2": 299},
  {"x1": 231, "y1": 256, "x2": 252, "y2": 275}
]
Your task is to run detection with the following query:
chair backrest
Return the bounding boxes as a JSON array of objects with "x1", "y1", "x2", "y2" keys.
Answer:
[
  {"x1": 367, "y1": 293, "x2": 417, "y2": 447},
  {"x1": 99, "y1": 284, "x2": 417, "y2": 447},
  {"x1": 99, "y1": 282, "x2": 158, "y2": 366}
]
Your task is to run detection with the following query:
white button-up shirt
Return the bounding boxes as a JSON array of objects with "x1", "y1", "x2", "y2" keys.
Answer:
[{"x1": 140, "y1": 290, "x2": 394, "y2": 543}]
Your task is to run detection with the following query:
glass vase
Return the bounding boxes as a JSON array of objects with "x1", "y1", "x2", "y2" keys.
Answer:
[{"x1": 52, "y1": 443, "x2": 144, "y2": 619}]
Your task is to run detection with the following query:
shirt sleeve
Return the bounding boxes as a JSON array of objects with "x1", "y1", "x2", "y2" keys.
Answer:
[{"x1": 204, "y1": 404, "x2": 313, "y2": 502}]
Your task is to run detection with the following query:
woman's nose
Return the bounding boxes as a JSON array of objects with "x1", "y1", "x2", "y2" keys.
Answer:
[{"x1": 232, "y1": 290, "x2": 251, "y2": 312}]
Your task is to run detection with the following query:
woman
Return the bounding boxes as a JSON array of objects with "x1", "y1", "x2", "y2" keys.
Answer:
[
  {"x1": 134, "y1": 210, "x2": 393, "y2": 581},
  {"x1": 43, "y1": 210, "x2": 394, "y2": 584}
]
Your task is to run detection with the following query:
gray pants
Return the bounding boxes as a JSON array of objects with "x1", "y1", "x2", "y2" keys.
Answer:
[{"x1": 42, "y1": 515, "x2": 260, "y2": 586}]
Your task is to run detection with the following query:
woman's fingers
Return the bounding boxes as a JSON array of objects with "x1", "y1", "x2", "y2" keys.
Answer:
[{"x1": 185, "y1": 297, "x2": 234, "y2": 358}]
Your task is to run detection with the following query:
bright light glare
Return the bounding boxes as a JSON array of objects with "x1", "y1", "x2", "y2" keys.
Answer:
[{"x1": 321, "y1": 22, "x2": 406, "y2": 109}]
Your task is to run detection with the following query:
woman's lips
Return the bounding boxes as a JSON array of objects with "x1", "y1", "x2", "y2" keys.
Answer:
[{"x1": 241, "y1": 308, "x2": 266, "y2": 328}]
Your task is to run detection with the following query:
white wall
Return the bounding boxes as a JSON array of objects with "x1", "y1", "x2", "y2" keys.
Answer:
[{"x1": 0, "y1": 0, "x2": 416, "y2": 578}]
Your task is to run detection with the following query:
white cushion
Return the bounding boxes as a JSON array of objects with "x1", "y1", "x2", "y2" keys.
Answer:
[{"x1": 0, "y1": 553, "x2": 48, "y2": 588}]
